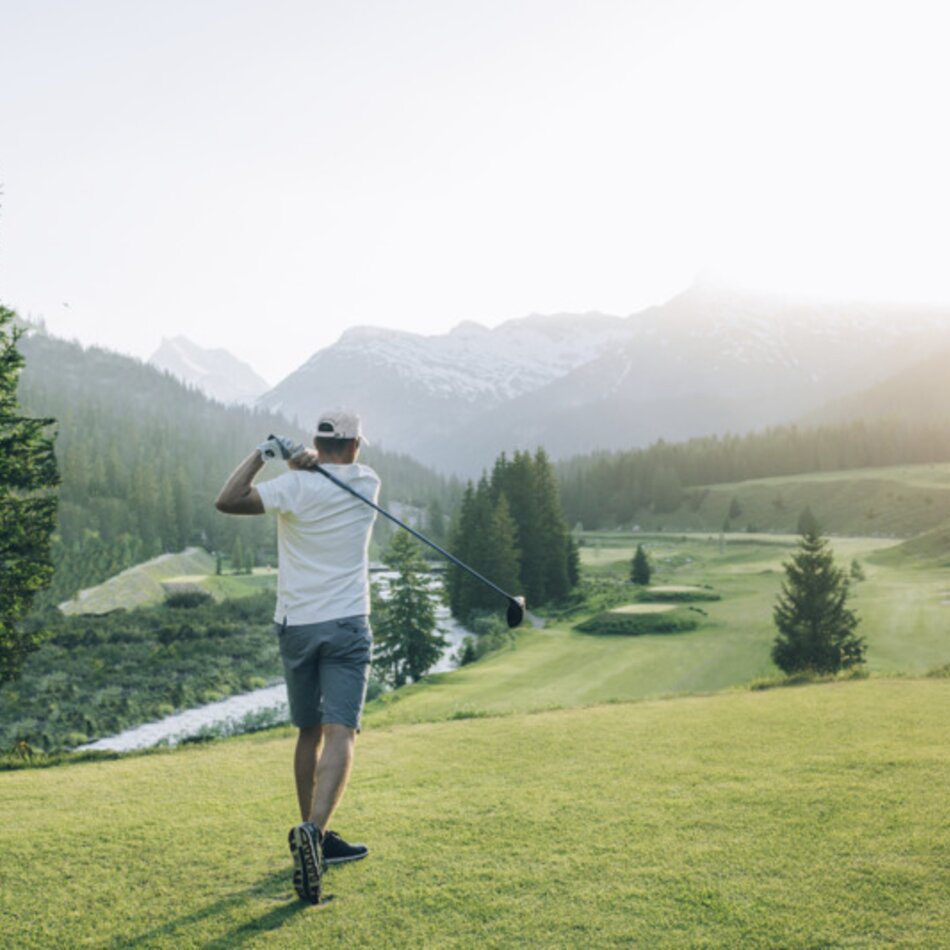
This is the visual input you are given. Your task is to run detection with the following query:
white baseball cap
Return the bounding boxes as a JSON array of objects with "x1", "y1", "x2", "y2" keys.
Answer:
[{"x1": 315, "y1": 408, "x2": 369, "y2": 443}]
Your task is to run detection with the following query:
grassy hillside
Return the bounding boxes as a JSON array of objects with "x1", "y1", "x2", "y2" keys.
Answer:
[
  {"x1": 623, "y1": 463, "x2": 950, "y2": 537},
  {"x1": 59, "y1": 548, "x2": 217, "y2": 614},
  {"x1": 365, "y1": 532, "x2": 950, "y2": 728},
  {"x1": 2, "y1": 678, "x2": 948, "y2": 947},
  {"x1": 58, "y1": 548, "x2": 278, "y2": 615}
]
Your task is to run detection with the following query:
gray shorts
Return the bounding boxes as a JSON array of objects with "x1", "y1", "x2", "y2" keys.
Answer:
[{"x1": 276, "y1": 615, "x2": 373, "y2": 731}]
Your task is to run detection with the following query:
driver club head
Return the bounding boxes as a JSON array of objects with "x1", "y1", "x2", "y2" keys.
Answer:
[{"x1": 506, "y1": 596, "x2": 526, "y2": 628}]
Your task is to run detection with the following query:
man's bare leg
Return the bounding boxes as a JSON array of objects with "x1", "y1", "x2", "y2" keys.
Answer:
[
  {"x1": 310, "y1": 723, "x2": 356, "y2": 831},
  {"x1": 294, "y1": 723, "x2": 357, "y2": 831},
  {"x1": 294, "y1": 725, "x2": 323, "y2": 823}
]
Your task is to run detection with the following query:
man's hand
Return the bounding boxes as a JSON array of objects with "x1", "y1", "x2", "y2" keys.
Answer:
[
  {"x1": 288, "y1": 448, "x2": 321, "y2": 470},
  {"x1": 258, "y1": 435, "x2": 305, "y2": 461}
]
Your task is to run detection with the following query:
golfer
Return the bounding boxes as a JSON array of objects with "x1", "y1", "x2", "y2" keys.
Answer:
[{"x1": 215, "y1": 408, "x2": 379, "y2": 905}]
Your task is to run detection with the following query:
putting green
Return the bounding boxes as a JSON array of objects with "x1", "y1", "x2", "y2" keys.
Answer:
[
  {"x1": 610, "y1": 603, "x2": 678, "y2": 614},
  {"x1": 646, "y1": 584, "x2": 705, "y2": 593}
]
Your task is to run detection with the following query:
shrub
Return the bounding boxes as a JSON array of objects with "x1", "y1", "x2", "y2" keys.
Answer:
[
  {"x1": 634, "y1": 586, "x2": 720, "y2": 603},
  {"x1": 165, "y1": 590, "x2": 214, "y2": 609},
  {"x1": 456, "y1": 613, "x2": 515, "y2": 666},
  {"x1": 575, "y1": 610, "x2": 699, "y2": 636}
]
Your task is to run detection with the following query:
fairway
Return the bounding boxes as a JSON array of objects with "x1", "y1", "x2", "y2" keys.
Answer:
[
  {"x1": 590, "y1": 462, "x2": 950, "y2": 536},
  {"x1": 366, "y1": 533, "x2": 950, "y2": 729},
  {"x1": 2, "y1": 679, "x2": 948, "y2": 947}
]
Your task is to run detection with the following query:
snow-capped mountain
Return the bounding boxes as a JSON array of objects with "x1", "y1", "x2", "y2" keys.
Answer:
[
  {"x1": 149, "y1": 336, "x2": 270, "y2": 406},
  {"x1": 259, "y1": 283, "x2": 950, "y2": 474},
  {"x1": 430, "y1": 284, "x2": 950, "y2": 472},
  {"x1": 258, "y1": 312, "x2": 633, "y2": 444}
]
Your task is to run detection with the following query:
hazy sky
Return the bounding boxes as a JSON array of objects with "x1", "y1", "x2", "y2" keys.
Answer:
[{"x1": 2, "y1": 0, "x2": 949, "y2": 382}]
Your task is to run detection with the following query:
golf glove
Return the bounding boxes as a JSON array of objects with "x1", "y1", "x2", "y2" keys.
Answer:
[{"x1": 257, "y1": 435, "x2": 306, "y2": 461}]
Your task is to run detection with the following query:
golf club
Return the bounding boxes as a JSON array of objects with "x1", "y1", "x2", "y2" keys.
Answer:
[
  {"x1": 313, "y1": 460, "x2": 526, "y2": 628},
  {"x1": 260, "y1": 435, "x2": 527, "y2": 626}
]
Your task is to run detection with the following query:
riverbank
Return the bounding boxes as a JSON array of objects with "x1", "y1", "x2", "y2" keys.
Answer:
[{"x1": 77, "y1": 596, "x2": 473, "y2": 752}]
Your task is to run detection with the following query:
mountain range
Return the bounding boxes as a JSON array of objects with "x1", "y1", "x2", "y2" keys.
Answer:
[
  {"x1": 149, "y1": 336, "x2": 270, "y2": 406},
  {"x1": 255, "y1": 282, "x2": 950, "y2": 474}
]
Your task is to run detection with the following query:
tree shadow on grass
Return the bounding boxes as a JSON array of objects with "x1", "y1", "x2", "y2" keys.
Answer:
[{"x1": 107, "y1": 868, "x2": 319, "y2": 949}]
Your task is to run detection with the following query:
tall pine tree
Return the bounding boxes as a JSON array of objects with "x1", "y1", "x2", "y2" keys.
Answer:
[
  {"x1": 534, "y1": 448, "x2": 571, "y2": 601},
  {"x1": 375, "y1": 532, "x2": 445, "y2": 686},
  {"x1": 0, "y1": 309, "x2": 60, "y2": 685},
  {"x1": 772, "y1": 529, "x2": 864, "y2": 674},
  {"x1": 446, "y1": 448, "x2": 576, "y2": 621}
]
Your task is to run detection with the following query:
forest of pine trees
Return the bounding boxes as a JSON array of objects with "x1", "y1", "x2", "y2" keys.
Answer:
[
  {"x1": 557, "y1": 419, "x2": 950, "y2": 529},
  {"x1": 446, "y1": 449, "x2": 579, "y2": 620},
  {"x1": 16, "y1": 327, "x2": 460, "y2": 603}
]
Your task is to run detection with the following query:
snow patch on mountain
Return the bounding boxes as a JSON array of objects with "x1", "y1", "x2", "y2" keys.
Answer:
[
  {"x1": 323, "y1": 314, "x2": 633, "y2": 404},
  {"x1": 150, "y1": 337, "x2": 270, "y2": 406}
]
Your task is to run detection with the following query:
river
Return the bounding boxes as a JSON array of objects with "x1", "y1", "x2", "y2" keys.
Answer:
[{"x1": 77, "y1": 573, "x2": 473, "y2": 753}]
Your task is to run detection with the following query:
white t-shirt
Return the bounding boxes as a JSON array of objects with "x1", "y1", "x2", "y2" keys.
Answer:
[{"x1": 256, "y1": 463, "x2": 380, "y2": 625}]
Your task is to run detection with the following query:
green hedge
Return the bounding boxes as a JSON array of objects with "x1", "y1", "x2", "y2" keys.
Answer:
[
  {"x1": 575, "y1": 610, "x2": 700, "y2": 636},
  {"x1": 634, "y1": 587, "x2": 721, "y2": 603}
]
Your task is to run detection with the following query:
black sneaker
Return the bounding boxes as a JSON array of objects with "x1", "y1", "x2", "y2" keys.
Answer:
[
  {"x1": 288, "y1": 822, "x2": 323, "y2": 904},
  {"x1": 322, "y1": 830, "x2": 369, "y2": 866}
]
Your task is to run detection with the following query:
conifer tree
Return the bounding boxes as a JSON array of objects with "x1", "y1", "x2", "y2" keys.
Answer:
[
  {"x1": 500, "y1": 451, "x2": 546, "y2": 603},
  {"x1": 772, "y1": 529, "x2": 864, "y2": 674},
  {"x1": 426, "y1": 497, "x2": 445, "y2": 544},
  {"x1": 446, "y1": 483, "x2": 478, "y2": 618},
  {"x1": 464, "y1": 476, "x2": 508, "y2": 613},
  {"x1": 375, "y1": 532, "x2": 444, "y2": 686},
  {"x1": 565, "y1": 534, "x2": 580, "y2": 587},
  {"x1": 0, "y1": 308, "x2": 60, "y2": 685},
  {"x1": 487, "y1": 494, "x2": 521, "y2": 599},
  {"x1": 630, "y1": 543, "x2": 651, "y2": 585},
  {"x1": 534, "y1": 448, "x2": 571, "y2": 602},
  {"x1": 797, "y1": 506, "x2": 820, "y2": 536},
  {"x1": 231, "y1": 535, "x2": 245, "y2": 575}
]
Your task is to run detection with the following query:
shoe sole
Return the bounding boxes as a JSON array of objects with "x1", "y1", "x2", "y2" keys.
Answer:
[{"x1": 288, "y1": 826, "x2": 322, "y2": 905}]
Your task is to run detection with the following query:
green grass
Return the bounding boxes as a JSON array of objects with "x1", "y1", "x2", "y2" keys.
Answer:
[
  {"x1": 7, "y1": 508, "x2": 950, "y2": 944},
  {"x1": 202, "y1": 570, "x2": 279, "y2": 599},
  {"x1": 365, "y1": 532, "x2": 949, "y2": 729},
  {"x1": 2, "y1": 678, "x2": 948, "y2": 947},
  {"x1": 59, "y1": 548, "x2": 217, "y2": 614},
  {"x1": 603, "y1": 462, "x2": 950, "y2": 536},
  {"x1": 58, "y1": 553, "x2": 278, "y2": 615}
]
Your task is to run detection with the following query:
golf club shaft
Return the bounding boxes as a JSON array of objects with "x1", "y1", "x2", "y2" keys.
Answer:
[{"x1": 313, "y1": 464, "x2": 518, "y2": 606}]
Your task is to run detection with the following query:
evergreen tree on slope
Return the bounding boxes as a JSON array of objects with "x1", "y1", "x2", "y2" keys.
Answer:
[
  {"x1": 375, "y1": 532, "x2": 445, "y2": 687},
  {"x1": 772, "y1": 529, "x2": 864, "y2": 674},
  {"x1": 0, "y1": 308, "x2": 59, "y2": 685}
]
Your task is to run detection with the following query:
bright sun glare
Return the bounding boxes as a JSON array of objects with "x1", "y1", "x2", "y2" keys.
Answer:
[{"x1": 676, "y1": 0, "x2": 950, "y2": 304}]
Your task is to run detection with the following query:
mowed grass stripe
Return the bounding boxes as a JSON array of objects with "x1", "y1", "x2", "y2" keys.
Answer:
[{"x1": 2, "y1": 679, "x2": 948, "y2": 948}]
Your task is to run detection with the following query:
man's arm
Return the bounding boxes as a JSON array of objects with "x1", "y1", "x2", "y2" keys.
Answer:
[{"x1": 215, "y1": 451, "x2": 266, "y2": 515}]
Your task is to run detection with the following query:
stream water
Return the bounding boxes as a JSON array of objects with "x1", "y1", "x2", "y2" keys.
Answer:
[{"x1": 78, "y1": 574, "x2": 473, "y2": 753}]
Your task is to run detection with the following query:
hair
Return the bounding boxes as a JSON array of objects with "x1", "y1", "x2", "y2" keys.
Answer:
[{"x1": 316, "y1": 436, "x2": 357, "y2": 460}]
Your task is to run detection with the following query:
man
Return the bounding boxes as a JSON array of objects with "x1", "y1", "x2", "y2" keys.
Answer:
[{"x1": 215, "y1": 408, "x2": 379, "y2": 906}]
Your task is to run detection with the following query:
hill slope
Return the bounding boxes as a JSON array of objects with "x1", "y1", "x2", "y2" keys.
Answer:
[
  {"x1": 2, "y1": 679, "x2": 948, "y2": 947},
  {"x1": 807, "y1": 344, "x2": 950, "y2": 428},
  {"x1": 362, "y1": 531, "x2": 950, "y2": 729}
]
